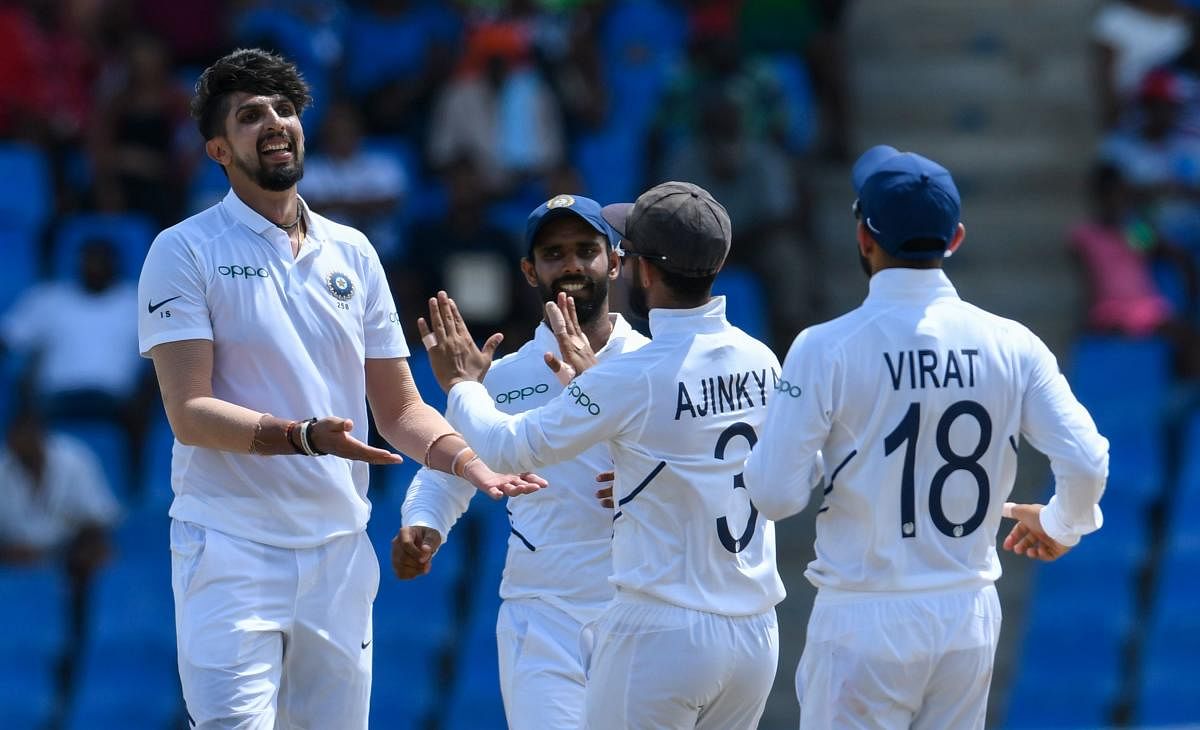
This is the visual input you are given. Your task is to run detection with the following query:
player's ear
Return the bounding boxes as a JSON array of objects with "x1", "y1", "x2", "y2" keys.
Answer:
[
  {"x1": 606, "y1": 246, "x2": 620, "y2": 280},
  {"x1": 519, "y1": 257, "x2": 539, "y2": 288},
  {"x1": 205, "y1": 137, "x2": 230, "y2": 166},
  {"x1": 855, "y1": 221, "x2": 875, "y2": 258},
  {"x1": 947, "y1": 223, "x2": 966, "y2": 255}
]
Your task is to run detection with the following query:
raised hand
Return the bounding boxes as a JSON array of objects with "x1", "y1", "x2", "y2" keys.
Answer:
[
  {"x1": 310, "y1": 417, "x2": 404, "y2": 465},
  {"x1": 595, "y1": 470, "x2": 615, "y2": 508},
  {"x1": 1001, "y1": 502, "x2": 1070, "y2": 562},
  {"x1": 543, "y1": 292, "x2": 597, "y2": 383},
  {"x1": 461, "y1": 457, "x2": 549, "y2": 500},
  {"x1": 391, "y1": 526, "x2": 443, "y2": 579},
  {"x1": 417, "y1": 291, "x2": 504, "y2": 392}
]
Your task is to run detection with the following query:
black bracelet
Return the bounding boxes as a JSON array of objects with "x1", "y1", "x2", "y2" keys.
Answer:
[{"x1": 299, "y1": 417, "x2": 328, "y2": 456}]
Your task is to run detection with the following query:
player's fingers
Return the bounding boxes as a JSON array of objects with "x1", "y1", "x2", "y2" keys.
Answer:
[
  {"x1": 521, "y1": 472, "x2": 549, "y2": 488},
  {"x1": 340, "y1": 436, "x2": 404, "y2": 465},
  {"x1": 546, "y1": 300, "x2": 569, "y2": 337},
  {"x1": 436, "y1": 292, "x2": 459, "y2": 339},
  {"x1": 1001, "y1": 502, "x2": 1016, "y2": 519},
  {"x1": 482, "y1": 332, "x2": 504, "y2": 358},
  {"x1": 427, "y1": 296, "x2": 448, "y2": 341},
  {"x1": 447, "y1": 295, "x2": 470, "y2": 338},
  {"x1": 566, "y1": 295, "x2": 581, "y2": 336},
  {"x1": 596, "y1": 470, "x2": 615, "y2": 483}
]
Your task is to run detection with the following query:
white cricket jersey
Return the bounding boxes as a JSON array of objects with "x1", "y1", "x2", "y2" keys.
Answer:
[
  {"x1": 137, "y1": 189, "x2": 409, "y2": 548},
  {"x1": 447, "y1": 297, "x2": 786, "y2": 616},
  {"x1": 403, "y1": 315, "x2": 648, "y2": 621},
  {"x1": 743, "y1": 269, "x2": 1109, "y2": 594}
]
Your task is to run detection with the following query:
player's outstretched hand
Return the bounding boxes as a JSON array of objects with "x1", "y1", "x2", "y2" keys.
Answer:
[
  {"x1": 461, "y1": 457, "x2": 549, "y2": 500},
  {"x1": 391, "y1": 526, "x2": 443, "y2": 579},
  {"x1": 310, "y1": 417, "x2": 404, "y2": 465},
  {"x1": 418, "y1": 291, "x2": 503, "y2": 392},
  {"x1": 544, "y1": 292, "x2": 597, "y2": 383},
  {"x1": 1001, "y1": 502, "x2": 1070, "y2": 562},
  {"x1": 595, "y1": 470, "x2": 615, "y2": 508}
]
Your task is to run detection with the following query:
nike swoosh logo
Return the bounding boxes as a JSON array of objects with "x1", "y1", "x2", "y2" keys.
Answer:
[
  {"x1": 148, "y1": 296, "x2": 181, "y2": 314},
  {"x1": 361, "y1": 640, "x2": 372, "y2": 650}
]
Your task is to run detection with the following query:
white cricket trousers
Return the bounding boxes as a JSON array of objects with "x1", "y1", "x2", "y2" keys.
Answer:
[
  {"x1": 496, "y1": 598, "x2": 593, "y2": 729},
  {"x1": 797, "y1": 584, "x2": 1002, "y2": 730},
  {"x1": 582, "y1": 592, "x2": 779, "y2": 730},
  {"x1": 170, "y1": 520, "x2": 378, "y2": 730}
]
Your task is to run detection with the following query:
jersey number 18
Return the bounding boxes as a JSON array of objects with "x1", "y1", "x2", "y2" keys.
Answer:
[{"x1": 884, "y1": 400, "x2": 992, "y2": 539}]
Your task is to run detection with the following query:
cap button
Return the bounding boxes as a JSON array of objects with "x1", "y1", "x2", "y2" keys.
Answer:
[
  {"x1": 920, "y1": 173, "x2": 930, "y2": 183},
  {"x1": 691, "y1": 192, "x2": 699, "y2": 198}
]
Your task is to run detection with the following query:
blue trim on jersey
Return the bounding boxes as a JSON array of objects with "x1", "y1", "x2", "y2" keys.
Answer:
[{"x1": 818, "y1": 449, "x2": 858, "y2": 514}]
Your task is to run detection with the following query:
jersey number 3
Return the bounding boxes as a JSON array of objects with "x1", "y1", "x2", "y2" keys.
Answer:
[
  {"x1": 715, "y1": 422, "x2": 759, "y2": 553},
  {"x1": 884, "y1": 400, "x2": 992, "y2": 539}
]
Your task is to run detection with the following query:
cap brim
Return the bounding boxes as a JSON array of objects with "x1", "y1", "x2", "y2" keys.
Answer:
[
  {"x1": 527, "y1": 206, "x2": 610, "y2": 250},
  {"x1": 852, "y1": 145, "x2": 901, "y2": 194},
  {"x1": 601, "y1": 203, "x2": 634, "y2": 238}
]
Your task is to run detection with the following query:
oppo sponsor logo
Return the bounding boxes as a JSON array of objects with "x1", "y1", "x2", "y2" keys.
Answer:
[
  {"x1": 217, "y1": 264, "x2": 270, "y2": 279},
  {"x1": 496, "y1": 383, "x2": 550, "y2": 404},
  {"x1": 775, "y1": 378, "x2": 802, "y2": 398},
  {"x1": 566, "y1": 382, "x2": 600, "y2": 415}
]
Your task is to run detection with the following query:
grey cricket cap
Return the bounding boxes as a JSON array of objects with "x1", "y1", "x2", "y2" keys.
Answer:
[{"x1": 601, "y1": 181, "x2": 732, "y2": 277}]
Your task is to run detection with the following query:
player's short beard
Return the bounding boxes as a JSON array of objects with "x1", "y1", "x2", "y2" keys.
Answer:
[
  {"x1": 538, "y1": 273, "x2": 609, "y2": 326},
  {"x1": 628, "y1": 261, "x2": 650, "y2": 319},
  {"x1": 234, "y1": 146, "x2": 304, "y2": 192}
]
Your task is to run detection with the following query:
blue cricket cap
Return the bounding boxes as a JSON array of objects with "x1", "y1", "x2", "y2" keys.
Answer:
[
  {"x1": 525, "y1": 194, "x2": 619, "y2": 256},
  {"x1": 852, "y1": 145, "x2": 961, "y2": 260}
]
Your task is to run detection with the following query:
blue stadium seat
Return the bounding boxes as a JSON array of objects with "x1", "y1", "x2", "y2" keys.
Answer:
[
  {"x1": 52, "y1": 213, "x2": 157, "y2": 283},
  {"x1": 63, "y1": 639, "x2": 182, "y2": 730},
  {"x1": 598, "y1": 0, "x2": 686, "y2": 135},
  {"x1": 0, "y1": 662, "x2": 57, "y2": 730},
  {"x1": 0, "y1": 142, "x2": 52, "y2": 236},
  {"x1": 1135, "y1": 606, "x2": 1200, "y2": 725},
  {"x1": 187, "y1": 161, "x2": 230, "y2": 214},
  {"x1": 140, "y1": 413, "x2": 177, "y2": 508},
  {"x1": 572, "y1": 125, "x2": 643, "y2": 208},
  {"x1": 0, "y1": 229, "x2": 41, "y2": 316},
  {"x1": 1065, "y1": 335, "x2": 1169, "y2": 430},
  {"x1": 769, "y1": 53, "x2": 818, "y2": 154},
  {"x1": 87, "y1": 558, "x2": 174, "y2": 650},
  {"x1": 713, "y1": 266, "x2": 769, "y2": 341},
  {"x1": 0, "y1": 565, "x2": 69, "y2": 661},
  {"x1": 443, "y1": 606, "x2": 506, "y2": 730},
  {"x1": 51, "y1": 422, "x2": 132, "y2": 502},
  {"x1": 1003, "y1": 669, "x2": 1118, "y2": 729}
]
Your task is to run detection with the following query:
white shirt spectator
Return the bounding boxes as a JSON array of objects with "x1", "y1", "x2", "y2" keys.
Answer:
[
  {"x1": 1093, "y1": 2, "x2": 1191, "y2": 99},
  {"x1": 0, "y1": 434, "x2": 120, "y2": 551},
  {"x1": 2, "y1": 281, "x2": 140, "y2": 398}
]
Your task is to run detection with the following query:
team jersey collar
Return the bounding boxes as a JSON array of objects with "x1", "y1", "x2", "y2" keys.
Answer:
[
  {"x1": 533, "y1": 312, "x2": 635, "y2": 358},
  {"x1": 648, "y1": 295, "x2": 728, "y2": 337},
  {"x1": 866, "y1": 268, "x2": 958, "y2": 303},
  {"x1": 222, "y1": 189, "x2": 325, "y2": 251}
]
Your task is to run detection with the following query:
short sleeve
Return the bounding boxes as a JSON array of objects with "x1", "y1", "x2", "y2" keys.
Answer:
[
  {"x1": 361, "y1": 245, "x2": 410, "y2": 360},
  {"x1": 138, "y1": 230, "x2": 213, "y2": 356}
]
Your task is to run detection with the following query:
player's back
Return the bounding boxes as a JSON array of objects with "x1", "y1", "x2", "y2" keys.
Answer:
[
  {"x1": 604, "y1": 300, "x2": 786, "y2": 615},
  {"x1": 804, "y1": 269, "x2": 1044, "y2": 593}
]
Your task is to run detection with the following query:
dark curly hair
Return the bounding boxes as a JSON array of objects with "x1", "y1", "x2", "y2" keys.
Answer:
[{"x1": 190, "y1": 48, "x2": 312, "y2": 140}]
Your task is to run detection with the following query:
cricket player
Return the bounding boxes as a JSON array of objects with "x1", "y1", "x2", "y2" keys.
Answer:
[
  {"x1": 742, "y1": 145, "x2": 1110, "y2": 729},
  {"x1": 420, "y1": 182, "x2": 786, "y2": 729},
  {"x1": 138, "y1": 48, "x2": 543, "y2": 729},
  {"x1": 393, "y1": 193, "x2": 649, "y2": 729}
]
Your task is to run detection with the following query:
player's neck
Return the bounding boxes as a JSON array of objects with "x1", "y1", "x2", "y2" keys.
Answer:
[
  {"x1": 581, "y1": 310, "x2": 614, "y2": 353},
  {"x1": 231, "y1": 179, "x2": 301, "y2": 229}
]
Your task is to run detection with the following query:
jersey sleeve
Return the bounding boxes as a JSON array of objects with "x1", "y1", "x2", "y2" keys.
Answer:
[
  {"x1": 1019, "y1": 331, "x2": 1109, "y2": 546},
  {"x1": 138, "y1": 230, "x2": 213, "y2": 356},
  {"x1": 743, "y1": 329, "x2": 830, "y2": 520},
  {"x1": 361, "y1": 245, "x2": 409, "y2": 359},
  {"x1": 445, "y1": 362, "x2": 643, "y2": 475},
  {"x1": 400, "y1": 466, "x2": 476, "y2": 539}
]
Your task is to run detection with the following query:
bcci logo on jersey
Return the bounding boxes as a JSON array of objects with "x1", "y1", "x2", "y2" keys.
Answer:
[
  {"x1": 326, "y1": 272, "x2": 355, "y2": 301},
  {"x1": 566, "y1": 382, "x2": 600, "y2": 415}
]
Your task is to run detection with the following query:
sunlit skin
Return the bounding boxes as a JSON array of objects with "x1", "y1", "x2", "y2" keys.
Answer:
[
  {"x1": 521, "y1": 217, "x2": 620, "y2": 353},
  {"x1": 203, "y1": 91, "x2": 306, "y2": 240}
]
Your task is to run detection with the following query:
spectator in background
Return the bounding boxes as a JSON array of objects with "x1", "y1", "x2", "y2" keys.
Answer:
[
  {"x1": 300, "y1": 99, "x2": 408, "y2": 262},
  {"x1": 427, "y1": 21, "x2": 565, "y2": 198},
  {"x1": 0, "y1": 403, "x2": 120, "y2": 631},
  {"x1": 1070, "y1": 163, "x2": 1195, "y2": 334},
  {"x1": 1093, "y1": 0, "x2": 1191, "y2": 129},
  {"x1": 0, "y1": 238, "x2": 149, "y2": 492},
  {"x1": 341, "y1": 0, "x2": 462, "y2": 138},
  {"x1": 662, "y1": 89, "x2": 820, "y2": 346},
  {"x1": 647, "y1": 20, "x2": 789, "y2": 180},
  {"x1": 395, "y1": 155, "x2": 528, "y2": 344},
  {"x1": 88, "y1": 34, "x2": 191, "y2": 228},
  {"x1": 1101, "y1": 68, "x2": 1200, "y2": 251}
]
